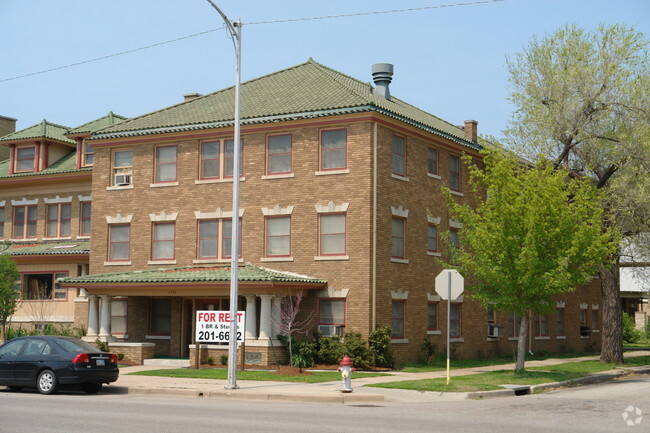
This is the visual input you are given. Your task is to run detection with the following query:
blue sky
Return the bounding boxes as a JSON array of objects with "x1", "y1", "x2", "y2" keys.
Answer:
[{"x1": 1, "y1": 0, "x2": 648, "y2": 140}]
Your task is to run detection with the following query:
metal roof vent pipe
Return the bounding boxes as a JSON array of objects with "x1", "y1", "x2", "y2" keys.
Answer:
[{"x1": 372, "y1": 63, "x2": 394, "y2": 101}]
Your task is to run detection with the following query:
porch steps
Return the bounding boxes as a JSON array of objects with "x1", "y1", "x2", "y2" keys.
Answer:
[{"x1": 143, "y1": 358, "x2": 190, "y2": 367}]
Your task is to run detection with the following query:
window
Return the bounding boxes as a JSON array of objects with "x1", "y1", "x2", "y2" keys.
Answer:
[
  {"x1": 0, "y1": 339, "x2": 26, "y2": 356},
  {"x1": 112, "y1": 150, "x2": 133, "y2": 186},
  {"x1": 267, "y1": 134, "x2": 292, "y2": 175},
  {"x1": 556, "y1": 308, "x2": 565, "y2": 336},
  {"x1": 427, "y1": 302, "x2": 439, "y2": 331},
  {"x1": 487, "y1": 308, "x2": 496, "y2": 325},
  {"x1": 13, "y1": 205, "x2": 37, "y2": 239},
  {"x1": 579, "y1": 309, "x2": 587, "y2": 327},
  {"x1": 265, "y1": 216, "x2": 291, "y2": 257},
  {"x1": 82, "y1": 140, "x2": 93, "y2": 166},
  {"x1": 392, "y1": 135, "x2": 406, "y2": 177},
  {"x1": 534, "y1": 314, "x2": 548, "y2": 337},
  {"x1": 80, "y1": 202, "x2": 92, "y2": 236},
  {"x1": 108, "y1": 224, "x2": 130, "y2": 261},
  {"x1": 427, "y1": 148, "x2": 439, "y2": 176},
  {"x1": 591, "y1": 310, "x2": 598, "y2": 330},
  {"x1": 21, "y1": 272, "x2": 67, "y2": 300},
  {"x1": 319, "y1": 299, "x2": 345, "y2": 336},
  {"x1": 197, "y1": 218, "x2": 242, "y2": 260},
  {"x1": 111, "y1": 299, "x2": 127, "y2": 336},
  {"x1": 427, "y1": 224, "x2": 438, "y2": 253},
  {"x1": 199, "y1": 139, "x2": 243, "y2": 180},
  {"x1": 391, "y1": 301, "x2": 405, "y2": 339},
  {"x1": 449, "y1": 229, "x2": 460, "y2": 262},
  {"x1": 319, "y1": 213, "x2": 346, "y2": 256},
  {"x1": 449, "y1": 154, "x2": 461, "y2": 191},
  {"x1": 508, "y1": 312, "x2": 523, "y2": 337},
  {"x1": 391, "y1": 217, "x2": 405, "y2": 259},
  {"x1": 150, "y1": 299, "x2": 171, "y2": 335},
  {"x1": 320, "y1": 129, "x2": 347, "y2": 170},
  {"x1": 15, "y1": 146, "x2": 36, "y2": 172},
  {"x1": 450, "y1": 303, "x2": 462, "y2": 338},
  {"x1": 0, "y1": 207, "x2": 4, "y2": 239},
  {"x1": 46, "y1": 203, "x2": 71, "y2": 238},
  {"x1": 152, "y1": 222, "x2": 175, "y2": 260},
  {"x1": 155, "y1": 145, "x2": 177, "y2": 183}
]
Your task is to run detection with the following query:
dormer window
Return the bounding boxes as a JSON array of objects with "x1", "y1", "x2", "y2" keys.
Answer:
[
  {"x1": 82, "y1": 140, "x2": 94, "y2": 166},
  {"x1": 15, "y1": 146, "x2": 36, "y2": 172}
]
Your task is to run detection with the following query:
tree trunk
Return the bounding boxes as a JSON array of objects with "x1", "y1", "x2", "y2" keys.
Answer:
[
  {"x1": 600, "y1": 257, "x2": 624, "y2": 364},
  {"x1": 515, "y1": 312, "x2": 529, "y2": 373}
]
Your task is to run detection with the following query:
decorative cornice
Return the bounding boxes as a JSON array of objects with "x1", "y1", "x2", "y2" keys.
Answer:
[
  {"x1": 44, "y1": 195, "x2": 73, "y2": 204},
  {"x1": 391, "y1": 206, "x2": 409, "y2": 218},
  {"x1": 261, "y1": 204, "x2": 294, "y2": 216},
  {"x1": 11, "y1": 197, "x2": 39, "y2": 206},
  {"x1": 427, "y1": 215, "x2": 441, "y2": 225},
  {"x1": 78, "y1": 195, "x2": 92, "y2": 202},
  {"x1": 106, "y1": 213, "x2": 133, "y2": 224},
  {"x1": 314, "y1": 201, "x2": 349, "y2": 214},
  {"x1": 316, "y1": 286, "x2": 350, "y2": 298},
  {"x1": 391, "y1": 288, "x2": 409, "y2": 300},
  {"x1": 449, "y1": 219, "x2": 463, "y2": 229},
  {"x1": 427, "y1": 293, "x2": 441, "y2": 302},
  {"x1": 194, "y1": 208, "x2": 245, "y2": 219},
  {"x1": 149, "y1": 211, "x2": 178, "y2": 222}
]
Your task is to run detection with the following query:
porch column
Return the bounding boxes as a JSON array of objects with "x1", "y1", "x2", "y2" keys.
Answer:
[
  {"x1": 86, "y1": 295, "x2": 99, "y2": 337},
  {"x1": 258, "y1": 295, "x2": 274, "y2": 340},
  {"x1": 271, "y1": 296, "x2": 281, "y2": 340},
  {"x1": 79, "y1": 264, "x2": 89, "y2": 298},
  {"x1": 245, "y1": 295, "x2": 258, "y2": 339},
  {"x1": 98, "y1": 295, "x2": 113, "y2": 342}
]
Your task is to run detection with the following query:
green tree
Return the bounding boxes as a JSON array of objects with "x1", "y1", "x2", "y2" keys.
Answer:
[
  {"x1": 0, "y1": 255, "x2": 20, "y2": 342},
  {"x1": 505, "y1": 23, "x2": 650, "y2": 363},
  {"x1": 446, "y1": 148, "x2": 616, "y2": 372}
]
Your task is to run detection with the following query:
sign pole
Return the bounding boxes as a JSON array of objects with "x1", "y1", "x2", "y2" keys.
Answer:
[{"x1": 446, "y1": 272, "x2": 451, "y2": 386}]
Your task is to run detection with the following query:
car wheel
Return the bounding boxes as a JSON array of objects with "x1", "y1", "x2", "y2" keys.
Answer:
[
  {"x1": 8, "y1": 386, "x2": 24, "y2": 391},
  {"x1": 37, "y1": 369, "x2": 58, "y2": 395},
  {"x1": 81, "y1": 382, "x2": 102, "y2": 394}
]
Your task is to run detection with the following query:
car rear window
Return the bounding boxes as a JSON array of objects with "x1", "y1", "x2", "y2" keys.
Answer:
[{"x1": 55, "y1": 338, "x2": 101, "y2": 353}]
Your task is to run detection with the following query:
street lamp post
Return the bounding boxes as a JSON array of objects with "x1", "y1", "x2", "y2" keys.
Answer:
[{"x1": 205, "y1": 0, "x2": 242, "y2": 390}]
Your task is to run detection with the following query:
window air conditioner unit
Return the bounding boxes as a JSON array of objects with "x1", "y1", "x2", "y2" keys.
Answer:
[
  {"x1": 114, "y1": 174, "x2": 132, "y2": 186},
  {"x1": 487, "y1": 324, "x2": 502, "y2": 338},
  {"x1": 319, "y1": 325, "x2": 343, "y2": 337}
]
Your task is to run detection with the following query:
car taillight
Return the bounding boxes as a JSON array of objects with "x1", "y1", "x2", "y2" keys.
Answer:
[
  {"x1": 72, "y1": 353, "x2": 90, "y2": 363},
  {"x1": 110, "y1": 354, "x2": 118, "y2": 363}
]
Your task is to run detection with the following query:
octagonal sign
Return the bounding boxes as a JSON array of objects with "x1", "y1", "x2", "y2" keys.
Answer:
[{"x1": 435, "y1": 269, "x2": 464, "y2": 300}]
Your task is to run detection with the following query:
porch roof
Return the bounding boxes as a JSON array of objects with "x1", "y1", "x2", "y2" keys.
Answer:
[
  {"x1": 60, "y1": 263, "x2": 327, "y2": 287},
  {"x1": 2, "y1": 240, "x2": 90, "y2": 256}
]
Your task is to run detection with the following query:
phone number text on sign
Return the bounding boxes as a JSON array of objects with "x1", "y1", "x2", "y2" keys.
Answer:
[{"x1": 195, "y1": 311, "x2": 246, "y2": 343}]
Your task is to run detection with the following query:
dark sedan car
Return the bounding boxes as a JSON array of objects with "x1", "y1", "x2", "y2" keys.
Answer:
[{"x1": 0, "y1": 336, "x2": 119, "y2": 394}]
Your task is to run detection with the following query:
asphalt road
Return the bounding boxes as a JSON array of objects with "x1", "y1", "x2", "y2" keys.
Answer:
[{"x1": 0, "y1": 374, "x2": 647, "y2": 433}]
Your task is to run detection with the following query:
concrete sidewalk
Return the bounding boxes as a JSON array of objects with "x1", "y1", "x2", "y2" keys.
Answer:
[{"x1": 104, "y1": 350, "x2": 650, "y2": 404}]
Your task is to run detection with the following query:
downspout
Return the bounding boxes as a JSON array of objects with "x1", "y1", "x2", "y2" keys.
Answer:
[{"x1": 372, "y1": 121, "x2": 378, "y2": 331}]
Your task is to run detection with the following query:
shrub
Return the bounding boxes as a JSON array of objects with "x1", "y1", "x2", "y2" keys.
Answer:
[
  {"x1": 368, "y1": 326, "x2": 395, "y2": 368},
  {"x1": 340, "y1": 332, "x2": 372, "y2": 370},
  {"x1": 220, "y1": 354, "x2": 228, "y2": 365},
  {"x1": 315, "y1": 336, "x2": 343, "y2": 365},
  {"x1": 293, "y1": 339, "x2": 316, "y2": 366},
  {"x1": 420, "y1": 337, "x2": 437, "y2": 364},
  {"x1": 117, "y1": 353, "x2": 125, "y2": 361},
  {"x1": 206, "y1": 356, "x2": 215, "y2": 366},
  {"x1": 623, "y1": 313, "x2": 643, "y2": 344},
  {"x1": 95, "y1": 339, "x2": 110, "y2": 353},
  {"x1": 291, "y1": 353, "x2": 314, "y2": 370}
]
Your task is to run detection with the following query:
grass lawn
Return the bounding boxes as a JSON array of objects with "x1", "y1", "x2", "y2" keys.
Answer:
[
  {"x1": 367, "y1": 355, "x2": 650, "y2": 393},
  {"x1": 399, "y1": 351, "x2": 601, "y2": 373},
  {"x1": 128, "y1": 368, "x2": 389, "y2": 384}
]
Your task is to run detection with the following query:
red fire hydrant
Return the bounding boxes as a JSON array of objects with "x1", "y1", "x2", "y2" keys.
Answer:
[{"x1": 338, "y1": 355, "x2": 355, "y2": 393}]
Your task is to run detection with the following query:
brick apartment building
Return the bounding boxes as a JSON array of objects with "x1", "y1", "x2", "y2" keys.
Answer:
[{"x1": 3, "y1": 60, "x2": 602, "y2": 364}]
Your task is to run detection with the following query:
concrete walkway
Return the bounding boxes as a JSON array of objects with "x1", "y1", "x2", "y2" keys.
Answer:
[{"x1": 105, "y1": 350, "x2": 650, "y2": 404}]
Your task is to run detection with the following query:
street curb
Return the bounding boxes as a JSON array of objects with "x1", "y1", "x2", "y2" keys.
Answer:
[
  {"x1": 468, "y1": 366, "x2": 650, "y2": 399},
  {"x1": 104, "y1": 385, "x2": 384, "y2": 403}
]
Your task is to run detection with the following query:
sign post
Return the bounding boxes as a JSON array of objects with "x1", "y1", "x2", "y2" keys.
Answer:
[{"x1": 435, "y1": 269, "x2": 464, "y2": 385}]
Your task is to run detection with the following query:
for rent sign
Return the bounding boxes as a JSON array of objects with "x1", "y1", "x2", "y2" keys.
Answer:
[{"x1": 195, "y1": 311, "x2": 246, "y2": 343}]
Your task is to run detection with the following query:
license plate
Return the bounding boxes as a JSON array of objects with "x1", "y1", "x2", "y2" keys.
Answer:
[{"x1": 96, "y1": 359, "x2": 105, "y2": 366}]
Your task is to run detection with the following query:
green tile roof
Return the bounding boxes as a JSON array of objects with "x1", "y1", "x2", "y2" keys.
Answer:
[
  {"x1": 60, "y1": 264, "x2": 327, "y2": 286},
  {"x1": 92, "y1": 59, "x2": 478, "y2": 149},
  {"x1": 0, "y1": 120, "x2": 75, "y2": 145},
  {"x1": 0, "y1": 151, "x2": 91, "y2": 180},
  {"x1": 66, "y1": 112, "x2": 128, "y2": 135},
  {"x1": 2, "y1": 240, "x2": 90, "y2": 256}
]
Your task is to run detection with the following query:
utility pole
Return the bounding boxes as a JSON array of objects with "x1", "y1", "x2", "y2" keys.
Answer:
[{"x1": 204, "y1": 0, "x2": 242, "y2": 390}]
